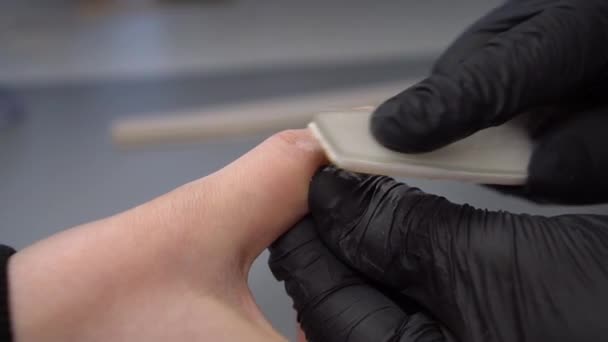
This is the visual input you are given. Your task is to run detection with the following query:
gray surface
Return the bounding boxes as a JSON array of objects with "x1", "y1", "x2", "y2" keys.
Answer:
[
  {"x1": 1, "y1": 0, "x2": 501, "y2": 83},
  {"x1": 2, "y1": 1, "x2": 607, "y2": 341}
]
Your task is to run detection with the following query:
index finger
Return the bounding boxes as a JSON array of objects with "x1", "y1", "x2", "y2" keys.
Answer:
[{"x1": 371, "y1": 1, "x2": 608, "y2": 153}]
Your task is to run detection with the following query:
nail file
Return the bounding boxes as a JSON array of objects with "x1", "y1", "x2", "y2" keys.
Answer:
[{"x1": 308, "y1": 110, "x2": 534, "y2": 185}]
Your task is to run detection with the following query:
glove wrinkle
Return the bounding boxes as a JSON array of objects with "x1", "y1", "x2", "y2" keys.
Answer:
[
  {"x1": 269, "y1": 216, "x2": 452, "y2": 342},
  {"x1": 307, "y1": 167, "x2": 608, "y2": 341}
]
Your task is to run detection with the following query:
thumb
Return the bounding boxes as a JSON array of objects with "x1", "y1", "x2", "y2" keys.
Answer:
[
  {"x1": 161, "y1": 129, "x2": 327, "y2": 267},
  {"x1": 210, "y1": 129, "x2": 326, "y2": 262},
  {"x1": 308, "y1": 166, "x2": 447, "y2": 288},
  {"x1": 308, "y1": 166, "x2": 481, "y2": 335},
  {"x1": 269, "y1": 217, "x2": 450, "y2": 342}
]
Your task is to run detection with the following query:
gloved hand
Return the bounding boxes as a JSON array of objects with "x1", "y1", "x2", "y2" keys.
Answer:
[
  {"x1": 370, "y1": 0, "x2": 608, "y2": 204},
  {"x1": 270, "y1": 2, "x2": 608, "y2": 340},
  {"x1": 269, "y1": 167, "x2": 608, "y2": 342}
]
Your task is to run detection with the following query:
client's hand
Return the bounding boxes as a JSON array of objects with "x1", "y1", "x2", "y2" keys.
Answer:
[{"x1": 7, "y1": 129, "x2": 326, "y2": 342}]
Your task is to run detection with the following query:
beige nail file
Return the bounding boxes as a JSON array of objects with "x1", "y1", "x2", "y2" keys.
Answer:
[{"x1": 308, "y1": 110, "x2": 534, "y2": 185}]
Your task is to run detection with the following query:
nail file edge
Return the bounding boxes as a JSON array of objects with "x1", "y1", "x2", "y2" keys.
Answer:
[{"x1": 308, "y1": 121, "x2": 528, "y2": 185}]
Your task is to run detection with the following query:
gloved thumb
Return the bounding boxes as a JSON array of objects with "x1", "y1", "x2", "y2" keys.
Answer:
[
  {"x1": 308, "y1": 166, "x2": 479, "y2": 333},
  {"x1": 269, "y1": 217, "x2": 451, "y2": 342}
]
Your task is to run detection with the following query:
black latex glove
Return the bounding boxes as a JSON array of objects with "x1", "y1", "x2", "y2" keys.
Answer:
[
  {"x1": 269, "y1": 216, "x2": 455, "y2": 342},
  {"x1": 370, "y1": 0, "x2": 608, "y2": 204},
  {"x1": 269, "y1": 167, "x2": 608, "y2": 342}
]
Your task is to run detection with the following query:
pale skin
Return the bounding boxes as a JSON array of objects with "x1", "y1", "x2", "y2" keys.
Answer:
[{"x1": 8, "y1": 129, "x2": 326, "y2": 342}]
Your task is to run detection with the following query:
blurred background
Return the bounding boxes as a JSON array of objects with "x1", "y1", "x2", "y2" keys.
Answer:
[{"x1": 2, "y1": 0, "x2": 607, "y2": 340}]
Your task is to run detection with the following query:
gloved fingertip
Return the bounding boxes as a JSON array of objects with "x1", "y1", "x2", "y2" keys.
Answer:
[
  {"x1": 370, "y1": 96, "x2": 435, "y2": 153},
  {"x1": 370, "y1": 84, "x2": 460, "y2": 154},
  {"x1": 269, "y1": 216, "x2": 317, "y2": 258},
  {"x1": 309, "y1": 166, "x2": 366, "y2": 215}
]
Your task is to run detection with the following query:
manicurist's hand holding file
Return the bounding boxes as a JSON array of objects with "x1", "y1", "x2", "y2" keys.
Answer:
[{"x1": 270, "y1": 1, "x2": 608, "y2": 341}]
